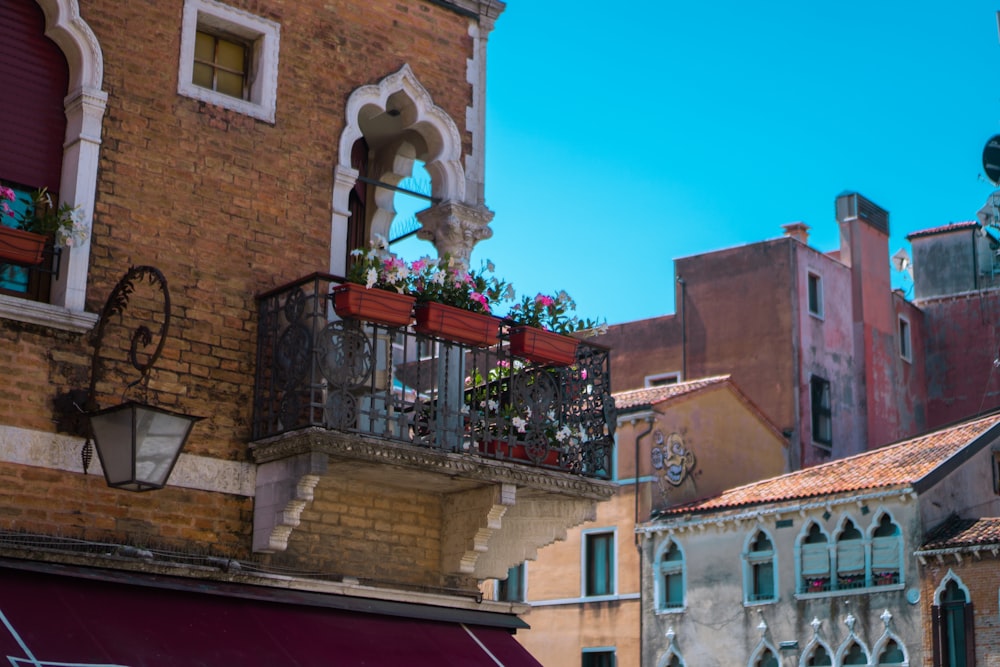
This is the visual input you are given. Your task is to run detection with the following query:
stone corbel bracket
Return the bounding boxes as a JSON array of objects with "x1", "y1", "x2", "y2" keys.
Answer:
[{"x1": 253, "y1": 451, "x2": 328, "y2": 553}]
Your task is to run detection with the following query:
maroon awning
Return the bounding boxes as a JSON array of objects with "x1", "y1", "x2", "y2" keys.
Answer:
[{"x1": 0, "y1": 564, "x2": 542, "y2": 666}]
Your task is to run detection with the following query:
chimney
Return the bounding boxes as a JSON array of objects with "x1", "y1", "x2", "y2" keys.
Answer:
[{"x1": 782, "y1": 222, "x2": 810, "y2": 244}]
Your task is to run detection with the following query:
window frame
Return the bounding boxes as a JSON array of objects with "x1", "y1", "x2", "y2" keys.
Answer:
[
  {"x1": 177, "y1": 0, "x2": 280, "y2": 123},
  {"x1": 656, "y1": 538, "x2": 685, "y2": 613},
  {"x1": 898, "y1": 315, "x2": 912, "y2": 362},
  {"x1": 932, "y1": 575, "x2": 975, "y2": 667},
  {"x1": 807, "y1": 271, "x2": 824, "y2": 319},
  {"x1": 497, "y1": 562, "x2": 526, "y2": 603},
  {"x1": 581, "y1": 648, "x2": 616, "y2": 667},
  {"x1": 644, "y1": 372, "x2": 681, "y2": 388},
  {"x1": 810, "y1": 375, "x2": 832, "y2": 448},
  {"x1": 742, "y1": 529, "x2": 777, "y2": 605},
  {"x1": 581, "y1": 529, "x2": 617, "y2": 598},
  {"x1": 798, "y1": 521, "x2": 831, "y2": 595}
]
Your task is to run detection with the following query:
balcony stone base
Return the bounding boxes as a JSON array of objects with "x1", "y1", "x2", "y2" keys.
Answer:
[{"x1": 251, "y1": 428, "x2": 615, "y2": 581}]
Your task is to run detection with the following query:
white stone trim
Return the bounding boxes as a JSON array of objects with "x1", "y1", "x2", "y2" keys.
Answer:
[
  {"x1": 0, "y1": 293, "x2": 97, "y2": 332},
  {"x1": 177, "y1": 0, "x2": 280, "y2": 124},
  {"x1": 0, "y1": 424, "x2": 255, "y2": 496},
  {"x1": 8, "y1": 1, "x2": 108, "y2": 317}
]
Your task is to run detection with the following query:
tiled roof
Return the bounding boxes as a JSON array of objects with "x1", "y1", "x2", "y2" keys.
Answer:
[
  {"x1": 906, "y1": 221, "x2": 978, "y2": 240},
  {"x1": 613, "y1": 376, "x2": 731, "y2": 411},
  {"x1": 658, "y1": 414, "x2": 1000, "y2": 517},
  {"x1": 919, "y1": 516, "x2": 1000, "y2": 552}
]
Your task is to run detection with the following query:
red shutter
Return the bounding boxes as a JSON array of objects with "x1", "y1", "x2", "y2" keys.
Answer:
[
  {"x1": 964, "y1": 603, "x2": 976, "y2": 667},
  {"x1": 0, "y1": 0, "x2": 69, "y2": 189},
  {"x1": 932, "y1": 605, "x2": 943, "y2": 667}
]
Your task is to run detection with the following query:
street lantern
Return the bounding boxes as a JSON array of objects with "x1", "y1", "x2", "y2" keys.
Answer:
[
  {"x1": 88, "y1": 401, "x2": 200, "y2": 491},
  {"x1": 57, "y1": 266, "x2": 199, "y2": 491}
]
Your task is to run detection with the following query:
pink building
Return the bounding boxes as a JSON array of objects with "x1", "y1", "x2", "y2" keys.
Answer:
[{"x1": 594, "y1": 193, "x2": 927, "y2": 469}]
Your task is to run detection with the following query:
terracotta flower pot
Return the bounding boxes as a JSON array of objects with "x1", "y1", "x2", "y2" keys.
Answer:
[
  {"x1": 478, "y1": 439, "x2": 561, "y2": 467},
  {"x1": 509, "y1": 326, "x2": 579, "y2": 366},
  {"x1": 414, "y1": 302, "x2": 500, "y2": 347},
  {"x1": 332, "y1": 283, "x2": 415, "y2": 328},
  {"x1": 0, "y1": 227, "x2": 47, "y2": 266}
]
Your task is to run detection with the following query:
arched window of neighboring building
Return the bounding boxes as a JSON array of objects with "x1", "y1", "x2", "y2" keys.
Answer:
[
  {"x1": 836, "y1": 519, "x2": 864, "y2": 590},
  {"x1": 800, "y1": 522, "x2": 830, "y2": 593},
  {"x1": 933, "y1": 576, "x2": 975, "y2": 667},
  {"x1": 664, "y1": 654, "x2": 682, "y2": 667},
  {"x1": 658, "y1": 540, "x2": 684, "y2": 611},
  {"x1": 877, "y1": 638, "x2": 906, "y2": 665},
  {"x1": 871, "y1": 513, "x2": 902, "y2": 586},
  {"x1": 805, "y1": 644, "x2": 832, "y2": 666},
  {"x1": 842, "y1": 641, "x2": 868, "y2": 664},
  {"x1": 743, "y1": 529, "x2": 776, "y2": 603},
  {"x1": 754, "y1": 648, "x2": 778, "y2": 667}
]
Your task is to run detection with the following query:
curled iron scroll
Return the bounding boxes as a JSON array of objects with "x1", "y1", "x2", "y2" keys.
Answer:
[
  {"x1": 87, "y1": 265, "x2": 172, "y2": 402},
  {"x1": 78, "y1": 266, "x2": 171, "y2": 473}
]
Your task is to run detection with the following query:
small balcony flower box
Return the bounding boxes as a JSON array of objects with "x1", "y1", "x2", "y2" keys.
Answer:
[
  {"x1": 332, "y1": 283, "x2": 415, "y2": 328},
  {"x1": 414, "y1": 302, "x2": 500, "y2": 347},
  {"x1": 0, "y1": 227, "x2": 47, "y2": 266},
  {"x1": 509, "y1": 326, "x2": 579, "y2": 366}
]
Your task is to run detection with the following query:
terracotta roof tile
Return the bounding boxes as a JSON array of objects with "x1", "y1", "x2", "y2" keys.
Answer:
[
  {"x1": 906, "y1": 221, "x2": 978, "y2": 240},
  {"x1": 660, "y1": 414, "x2": 1000, "y2": 517},
  {"x1": 920, "y1": 516, "x2": 1000, "y2": 551},
  {"x1": 613, "y1": 376, "x2": 731, "y2": 410}
]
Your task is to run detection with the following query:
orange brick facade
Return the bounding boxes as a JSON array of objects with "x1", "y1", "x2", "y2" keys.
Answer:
[{"x1": 1, "y1": 0, "x2": 482, "y2": 569}]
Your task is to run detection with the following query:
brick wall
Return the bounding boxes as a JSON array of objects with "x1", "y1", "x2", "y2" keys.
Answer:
[{"x1": 1, "y1": 0, "x2": 476, "y2": 562}]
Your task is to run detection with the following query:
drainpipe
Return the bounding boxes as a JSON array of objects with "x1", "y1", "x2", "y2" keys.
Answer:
[
  {"x1": 633, "y1": 415, "x2": 655, "y2": 667},
  {"x1": 677, "y1": 276, "x2": 687, "y2": 380}
]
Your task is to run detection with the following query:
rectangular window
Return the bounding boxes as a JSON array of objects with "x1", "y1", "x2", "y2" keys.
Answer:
[
  {"x1": 898, "y1": 316, "x2": 911, "y2": 362},
  {"x1": 584, "y1": 531, "x2": 615, "y2": 597},
  {"x1": 582, "y1": 649, "x2": 616, "y2": 667},
  {"x1": 808, "y1": 272, "x2": 823, "y2": 318},
  {"x1": 193, "y1": 30, "x2": 249, "y2": 99},
  {"x1": 177, "y1": 0, "x2": 281, "y2": 123},
  {"x1": 645, "y1": 372, "x2": 680, "y2": 388},
  {"x1": 752, "y1": 560, "x2": 774, "y2": 600},
  {"x1": 810, "y1": 376, "x2": 832, "y2": 447},
  {"x1": 497, "y1": 563, "x2": 525, "y2": 602}
]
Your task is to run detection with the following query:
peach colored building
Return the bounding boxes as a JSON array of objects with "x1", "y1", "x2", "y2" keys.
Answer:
[{"x1": 508, "y1": 376, "x2": 787, "y2": 667}]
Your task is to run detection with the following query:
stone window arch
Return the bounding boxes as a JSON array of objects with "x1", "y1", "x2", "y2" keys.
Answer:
[
  {"x1": 869, "y1": 511, "x2": 903, "y2": 587},
  {"x1": 835, "y1": 517, "x2": 865, "y2": 590},
  {"x1": 932, "y1": 572, "x2": 975, "y2": 667},
  {"x1": 331, "y1": 65, "x2": 491, "y2": 276},
  {"x1": 798, "y1": 521, "x2": 831, "y2": 593},
  {"x1": 743, "y1": 528, "x2": 776, "y2": 604},
  {"x1": 1, "y1": 0, "x2": 106, "y2": 326},
  {"x1": 837, "y1": 639, "x2": 870, "y2": 665},
  {"x1": 655, "y1": 538, "x2": 685, "y2": 612}
]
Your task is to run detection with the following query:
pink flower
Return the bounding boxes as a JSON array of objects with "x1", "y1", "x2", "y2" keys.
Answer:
[
  {"x1": 412, "y1": 259, "x2": 426, "y2": 272},
  {"x1": 470, "y1": 292, "x2": 489, "y2": 311},
  {"x1": 535, "y1": 294, "x2": 555, "y2": 307}
]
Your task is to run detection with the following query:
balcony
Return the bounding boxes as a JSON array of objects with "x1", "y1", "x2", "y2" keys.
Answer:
[{"x1": 249, "y1": 274, "x2": 617, "y2": 581}]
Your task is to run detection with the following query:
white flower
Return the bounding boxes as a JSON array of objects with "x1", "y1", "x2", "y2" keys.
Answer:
[
  {"x1": 487, "y1": 399, "x2": 498, "y2": 411},
  {"x1": 555, "y1": 425, "x2": 572, "y2": 442},
  {"x1": 512, "y1": 416, "x2": 527, "y2": 433},
  {"x1": 365, "y1": 268, "x2": 378, "y2": 289}
]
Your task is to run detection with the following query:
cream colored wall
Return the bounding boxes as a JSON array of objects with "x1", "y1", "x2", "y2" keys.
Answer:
[{"x1": 513, "y1": 385, "x2": 787, "y2": 667}]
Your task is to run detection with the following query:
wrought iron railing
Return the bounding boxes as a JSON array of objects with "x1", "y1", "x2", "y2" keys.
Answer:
[{"x1": 253, "y1": 274, "x2": 616, "y2": 479}]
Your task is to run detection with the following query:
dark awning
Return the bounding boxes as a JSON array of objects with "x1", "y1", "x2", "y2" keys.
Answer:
[{"x1": 0, "y1": 563, "x2": 542, "y2": 666}]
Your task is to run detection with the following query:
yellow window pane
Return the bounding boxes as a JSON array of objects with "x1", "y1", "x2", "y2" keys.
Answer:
[
  {"x1": 217, "y1": 71, "x2": 244, "y2": 98},
  {"x1": 192, "y1": 62, "x2": 213, "y2": 89},
  {"x1": 217, "y1": 39, "x2": 246, "y2": 74},
  {"x1": 194, "y1": 31, "x2": 215, "y2": 62}
]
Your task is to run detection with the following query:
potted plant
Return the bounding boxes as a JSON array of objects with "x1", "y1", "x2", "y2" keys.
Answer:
[
  {"x1": 332, "y1": 236, "x2": 416, "y2": 328},
  {"x1": 504, "y1": 290, "x2": 603, "y2": 366},
  {"x1": 0, "y1": 186, "x2": 86, "y2": 266},
  {"x1": 410, "y1": 256, "x2": 512, "y2": 347}
]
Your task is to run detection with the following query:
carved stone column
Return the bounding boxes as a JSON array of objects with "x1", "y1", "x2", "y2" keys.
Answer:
[{"x1": 416, "y1": 200, "x2": 494, "y2": 263}]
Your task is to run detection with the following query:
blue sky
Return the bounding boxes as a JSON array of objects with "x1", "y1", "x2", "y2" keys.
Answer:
[{"x1": 404, "y1": 2, "x2": 1000, "y2": 326}]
